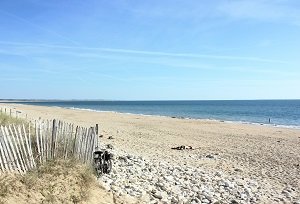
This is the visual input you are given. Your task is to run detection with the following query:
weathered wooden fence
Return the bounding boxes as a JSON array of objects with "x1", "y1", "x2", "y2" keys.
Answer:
[
  {"x1": 0, "y1": 107, "x2": 27, "y2": 119},
  {"x1": 0, "y1": 119, "x2": 99, "y2": 174}
]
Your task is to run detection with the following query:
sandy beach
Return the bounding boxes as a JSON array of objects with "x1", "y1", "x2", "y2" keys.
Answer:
[{"x1": 1, "y1": 103, "x2": 299, "y2": 203}]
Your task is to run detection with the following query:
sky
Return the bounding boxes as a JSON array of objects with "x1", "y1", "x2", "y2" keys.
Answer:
[{"x1": 0, "y1": 0, "x2": 300, "y2": 100}]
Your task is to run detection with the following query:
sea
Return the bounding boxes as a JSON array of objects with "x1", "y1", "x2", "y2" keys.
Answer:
[{"x1": 10, "y1": 100, "x2": 300, "y2": 129}]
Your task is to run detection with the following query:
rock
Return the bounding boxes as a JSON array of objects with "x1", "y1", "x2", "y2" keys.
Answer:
[
  {"x1": 206, "y1": 154, "x2": 215, "y2": 159},
  {"x1": 161, "y1": 186, "x2": 168, "y2": 192},
  {"x1": 215, "y1": 171, "x2": 222, "y2": 177},
  {"x1": 236, "y1": 179, "x2": 244, "y2": 186},
  {"x1": 171, "y1": 197, "x2": 178, "y2": 203},
  {"x1": 152, "y1": 192, "x2": 163, "y2": 199},
  {"x1": 106, "y1": 144, "x2": 114, "y2": 149},
  {"x1": 205, "y1": 194, "x2": 214, "y2": 201},
  {"x1": 108, "y1": 136, "x2": 114, "y2": 139},
  {"x1": 224, "y1": 180, "x2": 234, "y2": 188},
  {"x1": 244, "y1": 187, "x2": 251, "y2": 195},
  {"x1": 151, "y1": 189, "x2": 157, "y2": 194},
  {"x1": 193, "y1": 198, "x2": 201, "y2": 203},
  {"x1": 118, "y1": 156, "x2": 127, "y2": 162},
  {"x1": 230, "y1": 200, "x2": 239, "y2": 204},
  {"x1": 156, "y1": 182, "x2": 164, "y2": 188},
  {"x1": 202, "y1": 199, "x2": 210, "y2": 203},
  {"x1": 191, "y1": 179, "x2": 198, "y2": 184},
  {"x1": 192, "y1": 186, "x2": 199, "y2": 192},
  {"x1": 96, "y1": 144, "x2": 265, "y2": 204},
  {"x1": 234, "y1": 168, "x2": 243, "y2": 172},
  {"x1": 111, "y1": 185, "x2": 119, "y2": 192},
  {"x1": 240, "y1": 193, "x2": 248, "y2": 200},
  {"x1": 164, "y1": 175, "x2": 174, "y2": 182},
  {"x1": 126, "y1": 154, "x2": 133, "y2": 159}
]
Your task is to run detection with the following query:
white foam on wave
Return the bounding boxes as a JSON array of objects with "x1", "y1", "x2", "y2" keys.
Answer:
[
  {"x1": 222, "y1": 120, "x2": 300, "y2": 129},
  {"x1": 66, "y1": 106, "x2": 300, "y2": 129}
]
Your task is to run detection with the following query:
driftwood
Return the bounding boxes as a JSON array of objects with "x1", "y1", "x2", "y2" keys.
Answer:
[{"x1": 171, "y1": 145, "x2": 195, "y2": 150}]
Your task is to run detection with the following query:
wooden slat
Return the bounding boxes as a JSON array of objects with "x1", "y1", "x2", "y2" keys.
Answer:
[
  {"x1": 0, "y1": 129, "x2": 9, "y2": 171},
  {"x1": 39, "y1": 123, "x2": 45, "y2": 163},
  {"x1": 35, "y1": 121, "x2": 41, "y2": 164},
  {"x1": 72, "y1": 126, "x2": 78, "y2": 156},
  {"x1": 3, "y1": 126, "x2": 22, "y2": 173},
  {"x1": 1, "y1": 126, "x2": 14, "y2": 171},
  {"x1": 13, "y1": 125, "x2": 28, "y2": 171},
  {"x1": 85, "y1": 128, "x2": 93, "y2": 163},
  {"x1": 8, "y1": 125, "x2": 26, "y2": 173},
  {"x1": 0, "y1": 141, "x2": 4, "y2": 172},
  {"x1": 17, "y1": 125, "x2": 31, "y2": 170},
  {"x1": 45, "y1": 120, "x2": 49, "y2": 160},
  {"x1": 26, "y1": 123, "x2": 36, "y2": 168},
  {"x1": 51, "y1": 119, "x2": 56, "y2": 159},
  {"x1": 22, "y1": 124, "x2": 36, "y2": 168},
  {"x1": 0, "y1": 117, "x2": 99, "y2": 173},
  {"x1": 43, "y1": 121, "x2": 47, "y2": 161}
]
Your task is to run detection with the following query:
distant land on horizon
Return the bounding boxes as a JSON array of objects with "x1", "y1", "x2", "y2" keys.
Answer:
[{"x1": 1, "y1": 99, "x2": 299, "y2": 102}]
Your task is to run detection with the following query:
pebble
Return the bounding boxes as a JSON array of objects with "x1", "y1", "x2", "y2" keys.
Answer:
[
  {"x1": 97, "y1": 144, "x2": 265, "y2": 203},
  {"x1": 152, "y1": 192, "x2": 163, "y2": 199},
  {"x1": 206, "y1": 154, "x2": 215, "y2": 159},
  {"x1": 202, "y1": 198, "x2": 210, "y2": 203}
]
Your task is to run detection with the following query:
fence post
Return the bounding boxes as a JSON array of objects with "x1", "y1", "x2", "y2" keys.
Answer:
[
  {"x1": 95, "y1": 124, "x2": 98, "y2": 136},
  {"x1": 51, "y1": 119, "x2": 57, "y2": 159}
]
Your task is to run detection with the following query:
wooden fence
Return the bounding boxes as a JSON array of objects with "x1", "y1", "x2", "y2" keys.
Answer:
[
  {"x1": 0, "y1": 107, "x2": 27, "y2": 119},
  {"x1": 0, "y1": 119, "x2": 99, "y2": 174}
]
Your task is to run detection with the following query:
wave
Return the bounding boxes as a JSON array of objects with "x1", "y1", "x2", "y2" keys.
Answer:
[{"x1": 65, "y1": 106, "x2": 300, "y2": 130}]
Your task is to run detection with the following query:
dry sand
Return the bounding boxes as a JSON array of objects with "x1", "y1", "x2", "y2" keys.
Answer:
[
  {"x1": 1, "y1": 103, "x2": 299, "y2": 203},
  {"x1": 0, "y1": 159, "x2": 137, "y2": 204}
]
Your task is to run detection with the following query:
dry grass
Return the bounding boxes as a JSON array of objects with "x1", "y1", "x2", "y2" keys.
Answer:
[
  {"x1": 0, "y1": 112, "x2": 28, "y2": 126},
  {"x1": 0, "y1": 159, "x2": 95, "y2": 204}
]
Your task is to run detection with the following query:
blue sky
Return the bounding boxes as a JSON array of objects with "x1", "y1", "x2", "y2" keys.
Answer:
[{"x1": 0, "y1": 0, "x2": 300, "y2": 100}]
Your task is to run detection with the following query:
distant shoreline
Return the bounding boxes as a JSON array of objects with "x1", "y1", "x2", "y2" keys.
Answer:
[
  {"x1": 1, "y1": 99, "x2": 300, "y2": 102},
  {"x1": 1, "y1": 102, "x2": 300, "y2": 130}
]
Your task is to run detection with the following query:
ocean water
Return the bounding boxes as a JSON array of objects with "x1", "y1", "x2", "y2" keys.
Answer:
[{"x1": 12, "y1": 100, "x2": 300, "y2": 128}]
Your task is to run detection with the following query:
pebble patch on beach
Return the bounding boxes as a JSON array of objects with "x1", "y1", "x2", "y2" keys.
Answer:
[{"x1": 97, "y1": 146, "x2": 268, "y2": 204}]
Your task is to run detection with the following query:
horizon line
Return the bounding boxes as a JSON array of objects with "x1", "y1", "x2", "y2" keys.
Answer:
[{"x1": 1, "y1": 99, "x2": 299, "y2": 102}]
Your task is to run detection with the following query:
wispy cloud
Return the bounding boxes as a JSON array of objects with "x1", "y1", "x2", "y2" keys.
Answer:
[
  {"x1": 0, "y1": 9, "x2": 80, "y2": 45},
  {"x1": 119, "y1": 0, "x2": 300, "y2": 26},
  {"x1": 0, "y1": 41, "x2": 289, "y2": 64},
  {"x1": 0, "y1": 77, "x2": 33, "y2": 81},
  {"x1": 217, "y1": 0, "x2": 300, "y2": 25}
]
